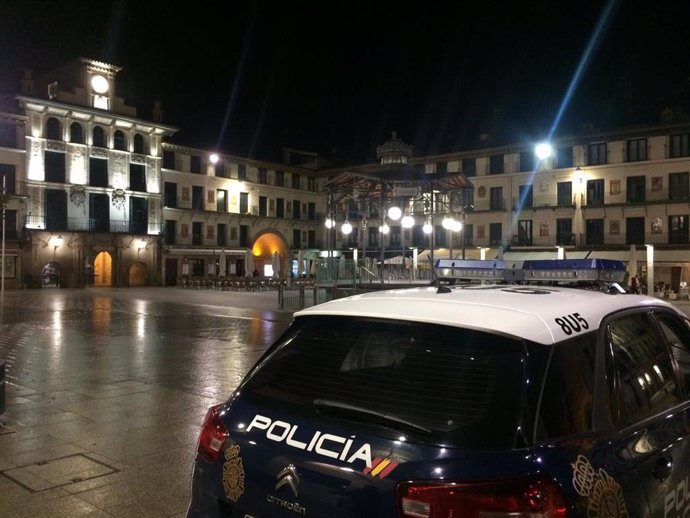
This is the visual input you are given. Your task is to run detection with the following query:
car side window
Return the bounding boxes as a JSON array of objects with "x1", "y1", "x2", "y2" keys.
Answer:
[
  {"x1": 607, "y1": 312, "x2": 682, "y2": 428},
  {"x1": 536, "y1": 333, "x2": 597, "y2": 441},
  {"x1": 654, "y1": 311, "x2": 690, "y2": 397}
]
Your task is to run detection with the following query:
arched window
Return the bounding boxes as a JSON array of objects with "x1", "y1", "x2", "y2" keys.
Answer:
[
  {"x1": 114, "y1": 130, "x2": 127, "y2": 151},
  {"x1": 46, "y1": 117, "x2": 61, "y2": 140},
  {"x1": 92, "y1": 126, "x2": 106, "y2": 148},
  {"x1": 133, "y1": 133, "x2": 145, "y2": 154},
  {"x1": 69, "y1": 122, "x2": 84, "y2": 144}
]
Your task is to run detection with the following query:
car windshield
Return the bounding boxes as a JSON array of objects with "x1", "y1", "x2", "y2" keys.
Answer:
[{"x1": 240, "y1": 315, "x2": 533, "y2": 449}]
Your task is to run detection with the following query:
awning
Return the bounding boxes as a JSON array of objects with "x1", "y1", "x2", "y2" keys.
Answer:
[
  {"x1": 163, "y1": 247, "x2": 246, "y2": 256},
  {"x1": 504, "y1": 249, "x2": 690, "y2": 264},
  {"x1": 418, "y1": 248, "x2": 500, "y2": 261},
  {"x1": 502, "y1": 251, "x2": 560, "y2": 261}
]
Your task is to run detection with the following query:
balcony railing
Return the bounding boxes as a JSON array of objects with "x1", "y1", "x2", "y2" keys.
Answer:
[
  {"x1": 585, "y1": 188, "x2": 689, "y2": 207},
  {"x1": 473, "y1": 198, "x2": 507, "y2": 211},
  {"x1": 516, "y1": 194, "x2": 575, "y2": 209},
  {"x1": 471, "y1": 231, "x2": 689, "y2": 249},
  {"x1": 23, "y1": 215, "x2": 158, "y2": 234}
]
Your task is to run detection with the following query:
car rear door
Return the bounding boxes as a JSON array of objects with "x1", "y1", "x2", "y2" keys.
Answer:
[{"x1": 605, "y1": 310, "x2": 690, "y2": 518}]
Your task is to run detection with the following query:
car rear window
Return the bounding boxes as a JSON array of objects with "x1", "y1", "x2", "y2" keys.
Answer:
[{"x1": 240, "y1": 315, "x2": 530, "y2": 449}]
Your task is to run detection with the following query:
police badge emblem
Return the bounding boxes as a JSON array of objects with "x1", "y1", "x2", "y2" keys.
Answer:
[
  {"x1": 571, "y1": 454, "x2": 628, "y2": 518},
  {"x1": 222, "y1": 444, "x2": 245, "y2": 502}
]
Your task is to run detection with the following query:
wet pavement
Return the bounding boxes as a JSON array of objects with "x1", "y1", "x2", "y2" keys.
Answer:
[
  {"x1": 1, "y1": 287, "x2": 689, "y2": 517},
  {"x1": 0, "y1": 287, "x2": 294, "y2": 517}
]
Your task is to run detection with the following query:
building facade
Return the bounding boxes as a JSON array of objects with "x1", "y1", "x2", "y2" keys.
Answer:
[
  {"x1": 0, "y1": 58, "x2": 327, "y2": 289},
  {"x1": 159, "y1": 144, "x2": 326, "y2": 285},
  {"x1": 1, "y1": 57, "x2": 690, "y2": 295},
  {"x1": 435, "y1": 124, "x2": 690, "y2": 295},
  {"x1": 324, "y1": 125, "x2": 690, "y2": 294}
]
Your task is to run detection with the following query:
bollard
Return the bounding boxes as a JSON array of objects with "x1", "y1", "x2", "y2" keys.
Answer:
[{"x1": 0, "y1": 361, "x2": 5, "y2": 415}]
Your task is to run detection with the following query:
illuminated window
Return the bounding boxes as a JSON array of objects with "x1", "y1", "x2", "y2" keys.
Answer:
[
  {"x1": 113, "y1": 130, "x2": 126, "y2": 151},
  {"x1": 626, "y1": 138, "x2": 647, "y2": 162},
  {"x1": 92, "y1": 126, "x2": 106, "y2": 147},
  {"x1": 670, "y1": 133, "x2": 690, "y2": 158},
  {"x1": 489, "y1": 154, "x2": 503, "y2": 175},
  {"x1": 70, "y1": 122, "x2": 84, "y2": 144},
  {"x1": 587, "y1": 142, "x2": 607, "y2": 165},
  {"x1": 46, "y1": 117, "x2": 61, "y2": 140},
  {"x1": 133, "y1": 133, "x2": 145, "y2": 154}
]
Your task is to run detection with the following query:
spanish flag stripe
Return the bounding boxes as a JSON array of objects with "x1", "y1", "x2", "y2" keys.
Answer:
[
  {"x1": 363, "y1": 457, "x2": 382, "y2": 474},
  {"x1": 371, "y1": 458, "x2": 391, "y2": 476},
  {"x1": 378, "y1": 460, "x2": 399, "y2": 478}
]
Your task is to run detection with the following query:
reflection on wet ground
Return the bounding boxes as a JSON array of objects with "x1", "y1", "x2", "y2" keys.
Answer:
[{"x1": 0, "y1": 287, "x2": 293, "y2": 517}]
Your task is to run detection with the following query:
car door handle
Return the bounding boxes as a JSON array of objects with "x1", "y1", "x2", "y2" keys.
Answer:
[{"x1": 652, "y1": 455, "x2": 673, "y2": 481}]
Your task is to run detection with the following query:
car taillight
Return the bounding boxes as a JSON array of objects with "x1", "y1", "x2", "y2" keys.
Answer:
[
  {"x1": 197, "y1": 404, "x2": 229, "y2": 463},
  {"x1": 398, "y1": 476, "x2": 568, "y2": 518}
]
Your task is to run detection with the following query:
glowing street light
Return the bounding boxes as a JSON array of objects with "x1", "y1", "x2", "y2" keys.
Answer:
[
  {"x1": 442, "y1": 215, "x2": 456, "y2": 230},
  {"x1": 387, "y1": 206, "x2": 402, "y2": 221},
  {"x1": 535, "y1": 142, "x2": 553, "y2": 160},
  {"x1": 324, "y1": 215, "x2": 335, "y2": 229}
]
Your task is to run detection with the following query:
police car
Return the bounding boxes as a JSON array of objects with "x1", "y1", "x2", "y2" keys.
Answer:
[{"x1": 186, "y1": 258, "x2": 690, "y2": 518}]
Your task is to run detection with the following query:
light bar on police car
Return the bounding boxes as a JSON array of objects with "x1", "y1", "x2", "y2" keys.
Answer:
[
  {"x1": 435, "y1": 259, "x2": 525, "y2": 282},
  {"x1": 435, "y1": 258, "x2": 627, "y2": 283}
]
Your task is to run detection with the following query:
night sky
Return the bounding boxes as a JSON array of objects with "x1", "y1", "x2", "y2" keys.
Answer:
[{"x1": 1, "y1": 0, "x2": 689, "y2": 164}]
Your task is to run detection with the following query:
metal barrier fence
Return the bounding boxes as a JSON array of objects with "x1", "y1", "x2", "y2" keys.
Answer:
[
  {"x1": 313, "y1": 258, "x2": 433, "y2": 285},
  {"x1": 176, "y1": 276, "x2": 284, "y2": 291},
  {"x1": 278, "y1": 285, "x2": 331, "y2": 310}
]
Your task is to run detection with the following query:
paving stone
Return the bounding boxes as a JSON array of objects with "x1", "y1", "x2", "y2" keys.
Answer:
[{"x1": 0, "y1": 287, "x2": 293, "y2": 516}]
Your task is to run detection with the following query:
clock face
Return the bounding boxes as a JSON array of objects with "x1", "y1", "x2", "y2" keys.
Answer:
[{"x1": 91, "y1": 74, "x2": 109, "y2": 94}]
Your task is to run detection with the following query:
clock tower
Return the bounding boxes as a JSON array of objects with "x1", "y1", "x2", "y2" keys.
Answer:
[{"x1": 84, "y1": 59, "x2": 120, "y2": 110}]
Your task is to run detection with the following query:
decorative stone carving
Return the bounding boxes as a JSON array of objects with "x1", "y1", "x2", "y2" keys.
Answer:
[
  {"x1": 69, "y1": 185, "x2": 86, "y2": 207},
  {"x1": 131, "y1": 153, "x2": 146, "y2": 164},
  {"x1": 111, "y1": 188, "x2": 126, "y2": 210},
  {"x1": 46, "y1": 140, "x2": 66, "y2": 152}
]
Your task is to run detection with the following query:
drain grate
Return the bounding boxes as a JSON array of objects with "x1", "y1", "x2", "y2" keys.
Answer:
[{"x1": 1, "y1": 453, "x2": 118, "y2": 492}]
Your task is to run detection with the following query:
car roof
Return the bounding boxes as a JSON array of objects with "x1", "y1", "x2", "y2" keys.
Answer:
[{"x1": 295, "y1": 285, "x2": 677, "y2": 345}]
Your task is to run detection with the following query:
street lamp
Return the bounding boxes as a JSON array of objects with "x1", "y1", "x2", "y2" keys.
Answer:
[
  {"x1": 324, "y1": 214, "x2": 335, "y2": 229},
  {"x1": 535, "y1": 142, "x2": 553, "y2": 160},
  {"x1": 441, "y1": 215, "x2": 456, "y2": 230},
  {"x1": 387, "y1": 206, "x2": 402, "y2": 221},
  {"x1": 401, "y1": 212, "x2": 415, "y2": 228},
  {"x1": 423, "y1": 217, "x2": 433, "y2": 234}
]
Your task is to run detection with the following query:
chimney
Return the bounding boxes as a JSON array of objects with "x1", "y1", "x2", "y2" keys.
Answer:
[
  {"x1": 152, "y1": 99, "x2": 163, "y2": 123},
  {"x1": 21, "y1": 69, "x2": 33, "y2": 95}
]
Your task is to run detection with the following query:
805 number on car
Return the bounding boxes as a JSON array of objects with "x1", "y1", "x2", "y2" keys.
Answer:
[{"x1": 554, "y1": 313, "x2": 589, "y2": 336}]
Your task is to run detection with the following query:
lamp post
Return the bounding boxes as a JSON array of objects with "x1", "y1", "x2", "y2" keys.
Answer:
[
  {"x1": 379, "y1": 183, "x2": 385, "y2": 273},
  {"x1": 401, "y1": 211, "x2": 414, "y2": 281},
  {"x1": 461, "y1": 214, "x2": 466, "y2": 259},
  {"x1": 1, "y1": 175, "x2": 5, "y2": 298},
  {"x1": 428, "y1": 190, "x2": 435, "y2": 268}
]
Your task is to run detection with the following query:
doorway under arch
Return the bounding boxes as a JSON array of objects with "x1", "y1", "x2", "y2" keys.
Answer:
[
  {"x1": 252, "y1": 232, "x2": 288, "y2": 277},
  {"x1": 128, "y1": 262, "x2": 147, "y2": 286},
  {"x1": 94, "y1": 251, "x2": 112, "y2": 286}
]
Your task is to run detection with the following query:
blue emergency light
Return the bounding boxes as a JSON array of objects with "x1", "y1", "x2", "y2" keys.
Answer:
[{"x1": 435, "y1": 258, "x2": 627, "y2": 284}]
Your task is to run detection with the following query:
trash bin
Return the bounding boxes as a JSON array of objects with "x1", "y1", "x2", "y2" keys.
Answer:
[{"x1": 0, "y1": 361, "x2": 4, "y2": 415}]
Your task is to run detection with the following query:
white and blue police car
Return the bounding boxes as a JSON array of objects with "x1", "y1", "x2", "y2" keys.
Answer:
[{"x1": 187, "y1": 258, "x2": 690, "y2": 518}]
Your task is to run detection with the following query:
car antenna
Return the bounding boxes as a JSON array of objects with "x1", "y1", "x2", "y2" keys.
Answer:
[{"x1": 433, "y1": 259, "x2": 452, "y2": 293}]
